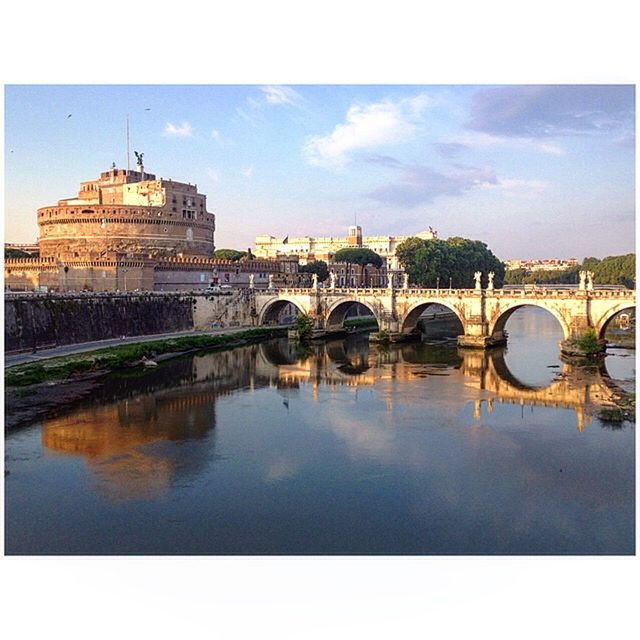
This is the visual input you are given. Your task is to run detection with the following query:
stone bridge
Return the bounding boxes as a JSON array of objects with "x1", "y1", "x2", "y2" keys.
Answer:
[{"x1": 253, "y1": 284, "x2": 636, "y2": 348}]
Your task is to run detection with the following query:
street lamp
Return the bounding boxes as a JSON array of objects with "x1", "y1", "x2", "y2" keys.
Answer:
[
  {"x1": 449, "y1": 277, "x2": 452, "y2": 292},
  {"x1": 436, "y1": 276, "x2": 440, "y2": 291}
]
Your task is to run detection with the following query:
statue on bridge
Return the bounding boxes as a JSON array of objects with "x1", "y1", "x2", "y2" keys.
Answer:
[
  {"x1": 474, "y1": 271, "x2": 482, "y2": 290},
  {"x1": 586, "y1": 271, "x2": 594, "y2": 291},
  {"x1": 579, "y1": 271, "x2": 587, "y2": 291},
  {"x1": 330, "y1": 271, "x2": 336, "y2": 291},
  {"x1": 268, "y1": 275, "x2": 274, "y2": 291},
  {"x1": 402, "y1": 273, "x2": 409, "y2": 289},
  {"x1": 249, "y1": 274, "x2": 254, "y2": 290},
  {"x1": 387, "y1": 273, "x2": 394, "y2": 291},
  {"x1": 487, "y1": 271, "x2": 495, "y2": 291},
  {"x1": 312, "y1": 273, "x2": 318, "y2": 289}
]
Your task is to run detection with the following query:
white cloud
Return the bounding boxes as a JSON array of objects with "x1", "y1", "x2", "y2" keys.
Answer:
[
  {"x1": 304, "y1": 94, "x2": 432, "y2": 167},
  {"x1": 447, "y1": 131, "x2": 566, "y2": 156},
  {"x1": 211, "y1": 129, "x2": 221, "y2": 140},
  {"x1": 206, "y1": 168, "x2": 219, "y2": 182},
  {"x1": 241, "y1": 166, "x2": 253, "y2": 178},
  {"x1": 260, "y1": 85, "x2": 302, "y2": 107},
  {"x1": 480, "y1": 178, "x2": 549, "y2": 198},
  {"x1": 163, "y1": 121, "x2": 193, "y2": 137}
]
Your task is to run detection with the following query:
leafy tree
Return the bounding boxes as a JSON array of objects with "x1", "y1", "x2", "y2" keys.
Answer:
[
  {"x1": 395, "y1": 236, "x2": 505, "y2": 288},
  {"x1": 333, "y1": 248, "x2": 383, "y2": 269},
  {"x1": 504, "y1": 254, "x2": 635, "y2": 288},
  {"x1": 299, "y1": 260, "x2": 329, "y2": 282},
  {"x1": 213, "y1": 249, "x2": 247, "y2": 261}
]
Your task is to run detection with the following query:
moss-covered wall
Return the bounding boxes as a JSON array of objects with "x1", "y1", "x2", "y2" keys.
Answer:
[{"x1": 5, "y1": 295, "x2": 195, "y2": 353}]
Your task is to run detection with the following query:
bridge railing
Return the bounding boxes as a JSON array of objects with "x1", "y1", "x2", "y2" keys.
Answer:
[{"x1": 257, "y1": 286, "x2": 635, "y2": 300}]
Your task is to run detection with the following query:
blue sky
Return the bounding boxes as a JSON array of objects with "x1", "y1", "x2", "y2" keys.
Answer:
[{"x1": 4, "y1": 84, "x2": 635, "y2": 260}]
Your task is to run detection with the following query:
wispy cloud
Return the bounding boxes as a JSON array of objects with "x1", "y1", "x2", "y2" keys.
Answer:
[
  {"x1": 440, "y1": 131, "x2": 566, "y2": 156},
  {"x1": 367, "y1": 163, "x2": 498, "y2": 207},
  {"x1": 467, "y1": 85, "x2": 635, "y2": 139},
  {"x1": 241, "y1": 166, "x2": 253, "y2": 178},
  {"x1": 163, "y1": 121, "x2": 193, "y2": 137},
  {"x1": 304, "y1": 94, "x2": 432, "y2": 167},
  {"x1": 236, "y1": 86, "x2": 303, "y2": 126},
  {"x1": 206, "y1": 167, "x2": 219, "y2": 182},
  {"x1": 260, "y1": 85, "x2": 302, "y2": 107},
  {"x1": 210, "y1": 129, "x2": 221, "y2": 141},
  {"x1": 479, "y1": 177, "x2": 549, "y2": 198}
]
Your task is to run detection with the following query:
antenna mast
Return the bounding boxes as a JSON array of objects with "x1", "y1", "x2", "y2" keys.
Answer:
[{"x1": 126, "y1": 115, "x2": 130, "y2": 172}]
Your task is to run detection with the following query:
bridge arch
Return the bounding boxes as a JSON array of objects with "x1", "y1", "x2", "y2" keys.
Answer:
[
  {"x1": 258, "y1": 297, "x2": 308, "y2": 326},
  {"x1": 325, "y1": 298, "x2": 379, "y2": 330},
  {"x1": 593, "y1": 303, "x2": 636, "y2": 339},
  {"x1": 400, "y1": 300, "x2": 465, "y2": 335},
  {"x1": 488, "y1": 302, "x2": 571, "y2": 341}
]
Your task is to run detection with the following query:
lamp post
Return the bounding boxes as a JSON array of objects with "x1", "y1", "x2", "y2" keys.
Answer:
[
  {"x1": 449, "y1": 277, "x2": 452, "y2": 292},
  {"x1": 436, "y1": 276, "x2": 440, "y2": 291}
]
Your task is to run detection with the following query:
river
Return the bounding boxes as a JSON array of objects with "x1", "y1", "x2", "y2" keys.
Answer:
[{"x1": 4, "y1": 307, "x2": 635, "y2": 554}]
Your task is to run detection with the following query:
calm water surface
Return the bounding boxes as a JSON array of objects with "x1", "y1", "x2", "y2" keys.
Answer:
[{"x1": 5, "y1": 307, "x2": 635, "y2": 554}]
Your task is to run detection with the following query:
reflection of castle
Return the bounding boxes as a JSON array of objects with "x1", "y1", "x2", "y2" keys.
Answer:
[{"x1": 41, "y1": 337, "x2": 623, "y2": 501}]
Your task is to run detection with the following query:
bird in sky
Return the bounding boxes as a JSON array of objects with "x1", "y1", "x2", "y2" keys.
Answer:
[
  {"x1": 144, "y1": 108, "x2": 151, "y2": 111},
  {"x1": 66, "y1": 114, "x2": 72, "y2": 118}
]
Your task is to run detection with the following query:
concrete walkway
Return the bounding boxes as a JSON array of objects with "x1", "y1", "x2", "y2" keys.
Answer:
[{"x1": 4, "y1": 326, "x2": 266, "y2": 368}]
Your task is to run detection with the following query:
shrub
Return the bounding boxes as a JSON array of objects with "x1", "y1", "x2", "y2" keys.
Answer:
[
  {"x1": 294, "y1": 314, "x2": 314, "y2": 341},
  {"x1": 577, "y1": 327, "x2": 602, "y2": 354}
]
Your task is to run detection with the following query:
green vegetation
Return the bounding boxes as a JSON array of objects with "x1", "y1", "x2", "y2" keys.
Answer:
[
  {"x1": 5, "y1": 328, "x2": 285, "y2": 387},
  {"x1": 396, "y1": 236, "x2": 505, "y2": 288},
  {"x1": 369, "y1": 329, "x2": 390, "y2": 343},
  {"x1": 598, "y1": 407, "x2": 625, "y2": 423},
  {"x1": 343, "y1": 316, "x2": 378, "y2": 329},
  {"x1": 299, "y1": 260, "x2": 329, "y2": 282},
  {"x1": 213, "y1": 249, "x2": 248, "y2": 261},
  {"x1": 577, "y1": 327, "x2": 602, "y2": 355},
  {"x1": 333, "y1": 247, "x2": 383, "y2": 269},
  {"x1": 504, "y1": 254, "x2": 635, "y2": 288},
  {"x1": 5, "y1": 248, "x2": 34, "y2": 259},
  {"x1": 294, "y1": 313, "x2": 314, "y2": 341}
]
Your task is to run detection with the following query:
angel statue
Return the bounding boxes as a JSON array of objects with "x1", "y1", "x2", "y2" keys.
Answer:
[
  {"x1": 474, "y1": 271, "x2": 482, "y2": 290},
  {"x1": 330, "y1": 272, "x2": 336, "y2": 290},
  {"x1": 487, "y1": 272, "x2": 495, "y2": 290},
  {"x1": 312, "y1": 273, "x2": 318, "y2": 289},
  {"x1": 249, "y1": 273, "x2": 254, "y2": 289},
  {"x1": 579, "y1": 270, "x2": 587, "y2": 291}
]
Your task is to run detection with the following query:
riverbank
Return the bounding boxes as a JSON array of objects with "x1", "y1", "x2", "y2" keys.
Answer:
[{"x1": 5, "y1": 327, "x2": 286, "y2": 431}]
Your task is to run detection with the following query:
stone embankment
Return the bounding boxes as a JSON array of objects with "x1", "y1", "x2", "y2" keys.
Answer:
[{"x1": 4, "y1": 291, "x2": 254, "y2": 354}]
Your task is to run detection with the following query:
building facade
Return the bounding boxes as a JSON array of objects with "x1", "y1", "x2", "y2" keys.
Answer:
[
  {"x1": 38, "y1": 164, "x2": 216, "y2": 260},
  {"x1": 254, "y1": 225, "x2": 438, "y2": 270}
]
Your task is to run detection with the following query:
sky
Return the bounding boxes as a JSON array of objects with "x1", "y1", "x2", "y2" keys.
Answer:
[{"x1": 4, "y1": 84, "x2": 635, "y2": 261}]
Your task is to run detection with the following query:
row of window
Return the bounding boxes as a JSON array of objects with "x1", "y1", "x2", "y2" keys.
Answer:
[{"x1": 39, "y1": 217, "x2": 212, "y2": 229}]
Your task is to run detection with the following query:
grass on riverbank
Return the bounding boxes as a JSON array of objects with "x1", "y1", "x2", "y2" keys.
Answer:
[{"x1": 5, "y1": 328, "x2": 285, "y2": 387}]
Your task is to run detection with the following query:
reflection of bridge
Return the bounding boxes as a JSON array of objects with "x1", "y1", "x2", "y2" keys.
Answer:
[
  {"x1": 255, "y1": 285, "x2": 635, "y2": 348},
  {"x1": 256, "y1": 337, "x2": 622, "y2": 430}
]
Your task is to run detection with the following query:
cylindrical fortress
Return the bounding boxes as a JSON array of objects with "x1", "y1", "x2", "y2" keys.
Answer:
[{"x1": 37, "y1": 166, "x2": 215, "y2": 260}]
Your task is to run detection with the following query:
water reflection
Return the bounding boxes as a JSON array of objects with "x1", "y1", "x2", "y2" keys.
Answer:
[{"x1": 37, "y1": 335, "x2": 628, "y2": 503}]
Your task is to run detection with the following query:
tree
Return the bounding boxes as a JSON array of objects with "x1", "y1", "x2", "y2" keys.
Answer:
[
  {"x1": 396, "y1": 236, "x2": 505, "y2": 288},
  {"x1": 333, "y1": 248, "x2": 383, "y2": 269},
  {"x1": 213, "y1": 249, "x2": 247, "y2": 261},
  {"x1": 332, "y1": 248, "x2": 383, "y2": 287},
  {"x1": 299, "y1": 260, "x2": 329, "y2": 282}
]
